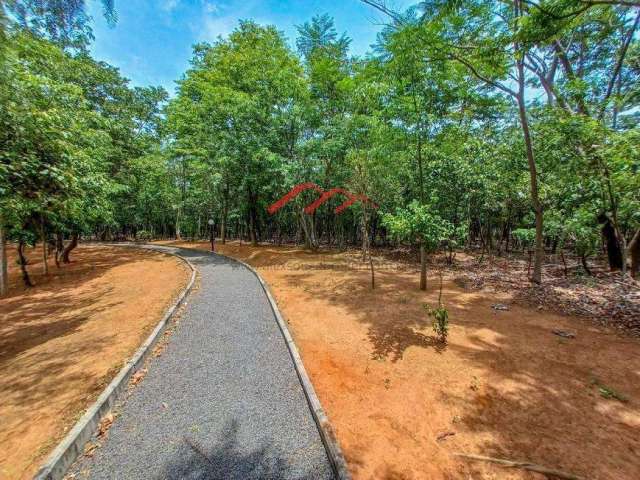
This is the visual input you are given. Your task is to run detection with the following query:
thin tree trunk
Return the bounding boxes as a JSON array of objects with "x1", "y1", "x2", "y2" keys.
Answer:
[
  {"x1": 54, "y1": 233, "x2": 63, "y2": 268},
  {"x1": 361, "y1": 208, "x2": 369, "y2": 262},
  {"x1": 599, "y1": 159, "x2": 626, "y2": 274},
  {"x1": 0, "y1": 222, "x2": 7, "y2": 296},
  {"x1": 581, "y1": 254, "x2": 592, "y2": 276},
  {"x1": 628, "y1": 227, "x2": 639, "y2": 278},
  {"x1": 370, "y1": 255, "x2": 375, "y2": 289},
  {"x1": 516, "y1": 50, "x2": 544, "y2": 284},
  {"x1": 40, "y1": 217, "x2": 48, "y2": 276},
  {"x1": 420, "y1": 243, "x2": 427, "y2": 291},
  {"x1": 17, "y1": 240, "x2": 33, "y2": 287},
  {"x1": 62, "y1": 233, "x2": 78, "y2": 264},
  {"x1": 249, "y1": 213, "x2": 257, "y2": 246},
  {"x1": 299, "y1": 209, "x2": 318, "y2": 251},
  {"x1": 175, "y1": 209, "x2": 182, "y2": 240},
  {"x1": 560, "y1": 249, "x2": 568, "y2": 278},
  {"x1": 221, "y1": 192, "x2": 228, "y2": 244}
]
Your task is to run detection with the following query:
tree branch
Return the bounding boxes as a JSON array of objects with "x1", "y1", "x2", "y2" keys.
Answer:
[
  {"x1": 598, "y1": 8, "x2": 640, "y2": 120},
  {"x1": 447, "y1": 51, "x2": 518, "y2": 98},
  {"x1": 359, "y1": 0, "x2": 406, "y2": 24}
]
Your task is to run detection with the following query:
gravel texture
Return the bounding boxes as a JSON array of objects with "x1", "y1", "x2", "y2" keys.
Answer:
[{"x1": 70, "y1": 246, "x2": 334, "y2": 480}]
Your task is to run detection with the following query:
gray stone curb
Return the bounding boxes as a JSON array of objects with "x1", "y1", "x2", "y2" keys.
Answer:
[
  {"x1": 33, "y1": 244, "x2": 196, "y2": 480},
  {"x1": 214, "y1": 250, "x2": 352, "y2": 480}
]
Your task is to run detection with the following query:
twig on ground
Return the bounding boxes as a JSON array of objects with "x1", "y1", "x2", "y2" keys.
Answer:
[{"x1": 454, "y1": 453, "x2": 586, "y2": 480}]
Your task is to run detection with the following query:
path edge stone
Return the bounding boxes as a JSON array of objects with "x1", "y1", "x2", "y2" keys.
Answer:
[
  {"x1": 215, "y1": 251, "x2": 352, "y2": 480},
  {"x1": 33, "y1": 244, "x2": 197, "y2": 480}
]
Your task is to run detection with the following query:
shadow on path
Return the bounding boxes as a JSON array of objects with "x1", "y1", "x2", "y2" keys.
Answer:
[{"x1": 160, "y1": 419, "x2": 321, "y2": 480}]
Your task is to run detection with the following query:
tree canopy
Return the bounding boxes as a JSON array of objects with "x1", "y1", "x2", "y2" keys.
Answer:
[{"x1": 1, "y1": 1, "x2": 639, "y2": 293}]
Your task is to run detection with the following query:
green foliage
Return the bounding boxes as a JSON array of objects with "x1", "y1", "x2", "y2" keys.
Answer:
[
  {"x1": 591, "y1": 378, "x2": 629, "y2": 403},
  {"x1": 565, "y1": 211, "x2": 600, "y2": 260},
  {"x1": 2, "y1": 3, "x2": 639, "y2": 290},
  {"x1": 136, "y1": 230, "x2": 153, "y2": 242},
  {"x1": 383, "y1": 201, "x2": 452, "y2": 251},
  {"x1": 513, "y1": 228, "x2": 537, "y2": 249},
  {"x1": 427, "y1": 304, "x2": 449, "y2": 344},
  {"x1": 4, "y1": 0, "x2": 116, "y2": 50},
  {"x1": 1, "y1": 27, "x2": 168, "y2": 278}
]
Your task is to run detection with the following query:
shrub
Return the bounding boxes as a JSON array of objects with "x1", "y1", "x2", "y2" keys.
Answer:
[
  {"x1": 427, "y1": 304, "x2": 449, "y2": 344},
  {"x1": 137, "y1": 230, "x2": 153, "y2": 241}
]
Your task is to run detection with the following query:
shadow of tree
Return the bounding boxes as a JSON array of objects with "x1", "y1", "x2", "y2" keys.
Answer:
[
  {"x1": 159, "y1": 419, "x2": 330, "y2": 480},
  {"x1": 279, "y1": 268, "x2": 449, "y2": 362},
  {"x1": 436, "y1": 325, "x2": 640, "y2": 479},
  {"x1": 242, "y1": 247, "x2": 640, "y2": 479},
  {"x1": 0, "y1": 244, "x2": 187, "y2": 478},
  {"x1": 369, "y1": 323, "x2": 445, "y2": 361}
]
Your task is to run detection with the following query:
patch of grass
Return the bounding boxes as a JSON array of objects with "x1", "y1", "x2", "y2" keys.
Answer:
[{"x1": 591, "y1": 378, "x2": 628, "y2": 403}]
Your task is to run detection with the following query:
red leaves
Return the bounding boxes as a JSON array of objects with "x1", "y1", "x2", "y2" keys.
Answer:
[
  {"x1": 266, "y1": 182, "x2": 323, "y2": 214},
  {"x1": 268, "y1": 183, "x2": 378, "y2": 215}
]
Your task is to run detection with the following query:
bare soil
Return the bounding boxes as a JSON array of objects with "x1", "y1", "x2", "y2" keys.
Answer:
[
  {"x1": 162, "y1": 240, "x2": 640, "y2": 480},
  {"x1": 0, "y1": 244, "x2": 190, "y2": 480}
]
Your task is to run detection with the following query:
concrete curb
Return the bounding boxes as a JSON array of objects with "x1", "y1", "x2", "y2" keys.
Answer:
[
  {"x1": 214, "y1": 251, "x2": 352, "y2": 480},
  {"x1": 33, "y1": 244, "x2": 197, "y2": 480}
]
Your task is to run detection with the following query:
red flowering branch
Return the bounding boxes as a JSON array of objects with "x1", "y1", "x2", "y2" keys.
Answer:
[
  {"x1": 267, "y1": 182, "x2": 378, "y2": 215},
  {"x1": 266, "y1": 182, "x2": 324, "y2": 214}
]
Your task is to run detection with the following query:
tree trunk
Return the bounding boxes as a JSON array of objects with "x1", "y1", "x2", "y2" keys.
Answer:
[
  {"x1": 0, "y1": 223, "x2": 7, "y2": 296},
  {"x1": 369, "y1": 255, "x2": 375, "y2": 289},
  {"x1": 17, "y1": 240, "x2": 33, "y2": 287},
  {"x1": 560, "y1": 249, "x2": 568, "y2": 278},
  {"x1": 420, "y1": 243, "x2": 427, "y2": 291},
  {"x1": 628, "y1": 227, "x2": 640, "y2": 278},
  {"x1": 249, "y1": 213, "x2": 257, "y2": 246},
  {"x1": 361, "y1": 208, "x2": 369, "y2": 262},
  {"x1": 40, "y1": 218, "x2": 48, "y2": 275},
  {"x1": 600, "y1": 214, "x2": 623, "y2": 270},
  {"x1": 516, "y1": 55, "x2": 544, "y2": 284},
  {"x1": 299, "y1": 209, "x2": 318, "y2": 251},
  {"x1": 54, "y1": 233, "x2": 63, "y2": 268},
  {"x1": 581, "y1": 254, "x2": 592, "y2": 276},
  {"x1": 175, "y1": 209, "x2": 182, "y2": 240},
  {"x1": 221, "y1": 196, "x2": 228, "y2": 244},
  {"x1": 62, "y1": 233, "x2": 78, "y2": 264},
  {"x1": 246, "y1": 188, "x2": 259, "y2": 246}
]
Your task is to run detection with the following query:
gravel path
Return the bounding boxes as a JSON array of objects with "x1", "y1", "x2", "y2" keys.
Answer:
[{"x1": 70, "y1": 246, "x2": 334, "y2": 480}]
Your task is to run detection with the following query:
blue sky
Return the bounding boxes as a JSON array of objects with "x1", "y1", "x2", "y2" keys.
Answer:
[{"x1": 88, "y1": 0, "x2": 414, "y2": 94}]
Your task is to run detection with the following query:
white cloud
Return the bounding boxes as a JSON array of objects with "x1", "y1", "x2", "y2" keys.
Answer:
[
  {"x1": 195, "y1": 0, "x2": 262, "y2": 42},
  {"x1": 203, "y1": 1, "x2": 220, "y2": 14},
  {"x1": 161, "y1": 0, "x2": 180, "y2": 12}
]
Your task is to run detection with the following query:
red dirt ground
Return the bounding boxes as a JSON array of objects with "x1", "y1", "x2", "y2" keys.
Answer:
[
  {"x1": 0, "y1": 244, "x2": 190, "y2": 480},
  {"x1": 162, "y1": 240, "x2": 640, "y2": 480}
]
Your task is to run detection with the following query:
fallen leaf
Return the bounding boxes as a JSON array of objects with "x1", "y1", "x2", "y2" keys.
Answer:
[
  {"x1": 97, "y1": 413, "x2": 114, "y2": 438},
  {"x1": 84, "y1": 442, "x2": 98, "y2": 457},
  {"x1": 130, "y1": 368, "x2": 148, "y2": 386}
]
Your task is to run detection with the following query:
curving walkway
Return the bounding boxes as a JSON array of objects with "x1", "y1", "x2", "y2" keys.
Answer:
[{"x1": 70, "y1": 246, "x2": 334, "y2": 480}]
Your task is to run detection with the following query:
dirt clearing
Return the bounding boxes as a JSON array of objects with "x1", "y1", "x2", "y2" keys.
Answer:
[
  {"x1": 0, "y1": 244, "x2": 190, "y2": 480},
  {"x1": 162, "y1": 240, "x2": 640, "y2": 480}
]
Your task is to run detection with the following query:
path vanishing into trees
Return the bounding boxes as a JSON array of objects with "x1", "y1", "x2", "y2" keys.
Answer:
[{"x1": 70, "y1": 245, "x2": 334, "y2": 480}]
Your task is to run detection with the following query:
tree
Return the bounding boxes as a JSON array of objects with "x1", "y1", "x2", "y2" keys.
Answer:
[
  {"x1": 383, "y1": 201, "x2": 452, "y2": 290},
  {"x1": 3, "y1": 0, "x2": 116, "y2": 49},
  {"x1": 0, "y1": 29, "x2": 167, "y2": 289},
  {"x1": 167, "y1": 22, "x2": 307, "y2": 246}
]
